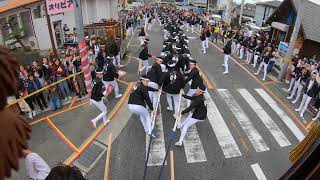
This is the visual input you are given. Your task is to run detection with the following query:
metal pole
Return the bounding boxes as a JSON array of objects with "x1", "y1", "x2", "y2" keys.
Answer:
[
  {"x1": 226, "y1": 0, "x2": 233, "y2": 25},
  {"x1": 44, "y1": 0, "x2": 57, "y2": 57},
  {"x1": 74, "y1": 0, "x2": 85, "y2": 41},
  {"x1": 278, "y1": 0, "x2": 304, "y2": 80},
  {"x1": 207, "y1": 0, "x2": 210, "y2": 14},
  {"x1": 239, "y1": 0, "x2": 245, "y2": 25}
]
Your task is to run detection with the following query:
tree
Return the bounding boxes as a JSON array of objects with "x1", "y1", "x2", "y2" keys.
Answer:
[{"x1": 2, "y1": 17, "x2": 28, "y2": 51}]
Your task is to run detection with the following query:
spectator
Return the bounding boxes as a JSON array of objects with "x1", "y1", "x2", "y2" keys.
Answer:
[
  {"x1": 52, "y1": 59, "x2": 72, "y2": 101},
  {"x1": 26, "y1": 75, "x2": 48, "y2": 111},
  {"x1": 23, "y1": 149, "x2": 50, "y2": 180},
  {"x1": 32, "y1": 61, "x2": 45, "y2": 86},
  {"x1": 45, "y1": 164, "x2": 86, "y2": 180},
  {"x1": 46, "y1": 80, "x2": 62, "y2": 111},
  {"x1": 42, "y1": 57, "x2": 50, "y2": 80}
]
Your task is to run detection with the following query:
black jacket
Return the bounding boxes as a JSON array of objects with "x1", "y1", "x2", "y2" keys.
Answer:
[
  {"x1": 304, "y1": 80, "x2": 319, "y2": 97},
  {"x1": 262, "y1": 52, "x2": 273, "y2": 64},
  {"x1": 181, "y1": 94, "x2": 207, "y2": 120},
  {"x1": 147, "y1": 63, "x2": 163, "y2": 91},
  {"x1": 91, "y1": 79, "x2": 104, "y2": 101},
  {"x1": 103, "y1": 61, "x2": 118, "y2": 82},
  {"x1": 96, "y1": 51, "x2": 106, "y2": 68},
  {"x1": 41, "y1": 64, "x2": 50, "y2": 80},
  {"x1": 128, "y1": 82, "x2": 154, "y2": 110},
  {"x1": 139, "y1": 46, "x2": 152, "y2": 60},
  {"x1": 200, "y1": 32, "x2": 206, "y2": 41},
  {"x1": 224, "y1": 41, "x2": 232, "y2": 55},
  {"x1": 184, "y1": 68, "x2": 204, "y2": 89},
  {"x1": 109, "y1": 42, "x2": 119, "y2": 56},
  {"x1": 160, "y1": 70, "x2": 185, "y2": 94}
]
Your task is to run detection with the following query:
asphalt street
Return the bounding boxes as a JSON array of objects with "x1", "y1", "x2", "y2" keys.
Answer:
[
  {"x1": 8, "y1": 18, "x2": 309, "y2": 180},
  {"x1": 92, "y1": 19, "x2": 308, "y2": 180}
]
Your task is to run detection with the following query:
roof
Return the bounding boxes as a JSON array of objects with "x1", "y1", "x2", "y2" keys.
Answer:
[
  {"x1": 0, "y1": 0, "x2": 41, "y2": 14},
  {"x1": 256, "y1": 0, "x2": 282, "y2": 8},
  {"x1": 268, "y1": 0, "x2": 320, "y2": 43},
  {"x1": 291, "y1": 0, "x2": 320, "y2": 43}
]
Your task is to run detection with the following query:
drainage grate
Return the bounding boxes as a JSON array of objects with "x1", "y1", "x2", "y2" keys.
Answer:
[{"x1": 74, "y1": 141, "x2": 107, "y2": 173}]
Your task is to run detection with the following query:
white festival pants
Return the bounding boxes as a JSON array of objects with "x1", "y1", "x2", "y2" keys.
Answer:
[
  {"x1": 90, "y1": 99, "x2": 108, "y2": 125},
  {"x1": 177, "y1": 114, "x2": 202, "y2": 144},
  {"x1": 256, "y1": 62, "x2": 268, "y2": 80},
  {"x1": 240, "y1": 46, "x2": 245, "y2": 59},
  {"x1": 140, "y1": 59, "x2": 150, "y2": 74},
  {"x1": 139, "y1": 36, "x2": 145, "y2": 45},
  {"x1": 246, "y1": 51, "x2": 253, "y2": 63},
  {"x1": 288, "y1": 78, "x2": 296, "y2": 92},
  {"x1": 298, "y1": 94, "x2": 312, "y2": 116},
  {"x1": 103, "y1": 80, "x2": 120, "y2": 97},
  {"x1": 128, "y1": 104, "x2": 152, "y2": 134},
  {"x1": 293, "y1": 84, "x2": 304, "y2": 103},
  {"x1": 186, "y1": 89, "x2": 197, "y2": 107},
  {"x1": 253, "y1": 54, "x2": 259, "y2": 68},
  {"x1": 201, "y1": 41, "x2": 206, "y2": 53},
  {"x1": 148, "y1": 91, "x2": 159, "y2": 110},
  {"x1": 205, "y1": 37, "x2": 209, "y2": 48},
  {"x1": 224, "y1": 54, "x2": 229, "y2": 73},
  {"x1": 166, "y1": 93, "x2": 180, "y2": 114},
  {"x1": 112, "y1": 55, "x2": 121, "y2": 66}
]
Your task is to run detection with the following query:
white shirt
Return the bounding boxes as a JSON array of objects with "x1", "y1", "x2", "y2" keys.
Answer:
[
  {"x1": 25, "y1": 153, "x2": 50, "y2": 180},
  {"x1": 307, "y1": 80, "x2": 314, "y2": 91}
]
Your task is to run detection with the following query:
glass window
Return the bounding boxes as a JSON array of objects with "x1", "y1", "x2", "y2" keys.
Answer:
[
  {"x1": 0, "y1": 18, "x2": 10, "y2": 40},
  {"x1": 8, "y1": 15, "x2": 19, "y2": 32},
  {"x1": 33, "y1": 5, "x2": 41, "y2": 19},
  {"x1": 20, "y1": 11, "x2": 34, "y2": 37}
]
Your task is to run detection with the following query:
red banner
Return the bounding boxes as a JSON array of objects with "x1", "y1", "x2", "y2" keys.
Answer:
[{"x1": 79, "y1": 40, "x2": 92, "y2": 93}]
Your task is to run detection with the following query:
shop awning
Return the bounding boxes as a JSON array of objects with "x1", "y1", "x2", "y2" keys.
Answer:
[{"x1": 271, "y1": 22, "x2": 289, "y2": 32}]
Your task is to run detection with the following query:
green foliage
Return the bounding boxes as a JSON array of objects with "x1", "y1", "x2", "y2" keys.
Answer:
[{"x1": 4, "y1": 28, "x2": 26, "y2": 42}]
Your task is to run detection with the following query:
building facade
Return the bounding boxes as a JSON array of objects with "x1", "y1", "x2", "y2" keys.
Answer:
[
  {"x1": 0, "y1": 0, "x2": 125, "y2": 51},
  {"x1": 254, "y1": 0, "x2": 281, "y2": 27}
]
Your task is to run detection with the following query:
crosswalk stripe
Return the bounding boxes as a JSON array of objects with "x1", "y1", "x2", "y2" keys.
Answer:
[
  {"x1": 251, "y1": 163, "x2": 267, "y2": 180},
  {"x1": 238, "y1": 89, "x2": 291, "y2": 147},
  {"x1": 183, "y1": 123, "x2": 207, "y2": 163},
  {"x1": 204, "y1": 91, "x2": 242, "y2": 158},
  {"x1": 255, "y1": 89, "x2": 305, "y2": 142},
  {"x1": 218, "y1": 89, "x2": 270, "y2": 152},
  {"x1": 146, "y1": 103, "x2": 166, "y2": 166}
]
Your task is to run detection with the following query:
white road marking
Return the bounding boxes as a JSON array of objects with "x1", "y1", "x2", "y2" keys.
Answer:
[
  {"x1": 218, "y1": 89, "x2": 270, "y2": 152},
  {"x1": 251, "y1": 163, "x2": 267, "y2": 180},
  {"x1": 183, "y1": 123, "x2": 207, "y2": 163},
  {"x1": 146, "y1": 103, "x2": 166, "y2": 166},
  {"x1": 255, "y1": 89, "x2": 305, "y2": 142},
  {"x1": 204, "y1": 91, "x2": 242, "y2": 158},
  {"x1": 238, "y1": 89, "x2": 291, "y2": 147}
]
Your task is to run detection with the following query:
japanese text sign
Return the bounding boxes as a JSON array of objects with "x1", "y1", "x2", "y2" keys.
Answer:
[{"x1": 46, "y1": 0, "x2": 74, "y2": 15}]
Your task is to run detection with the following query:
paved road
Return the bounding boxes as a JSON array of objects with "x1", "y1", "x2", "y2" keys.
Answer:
[
  {"x1": 8, "y1": 18, "x2": 308, "y2": 180},
  {"x1": 85, "y1": 19, "x2": 308, "y2": 180}
]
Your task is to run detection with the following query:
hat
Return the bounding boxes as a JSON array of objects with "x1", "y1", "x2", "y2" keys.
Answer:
[
  {"x1": 189, "y1": 59, "x2": 197, "y2": 65},
  {"x1": 168, "y1": 61, "x2": 176, "y2": 68},
  {"x1": 95, "y1": 67, "x2": 104, "y2": 74},
  {"x1": 156, "y1": 57, "x2": 163, "y2": 61},
  {"x1": 140, "y1": 75, "x2": 150, "y2": 81},
  {"x1": 198, "y1": 84, "x2": 206, "y2": 93}
]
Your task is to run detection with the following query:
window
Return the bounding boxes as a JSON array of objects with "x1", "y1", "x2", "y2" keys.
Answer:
[
  {"x1": 20, "y1": 11, "x2": 34, "y2": 37},
  {"x1": 0, "y1": 18, "x2": 9, "y2": 39},
  {"x1": 33, "y1": 5, "x2": 41, "y2": 19},
  {"x1": 8, "y1": 15, "x2": 19, "y2": 32}
]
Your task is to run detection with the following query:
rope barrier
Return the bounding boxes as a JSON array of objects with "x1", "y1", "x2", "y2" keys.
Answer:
[
  {"x1": 157, "y1": 91, "x2": 183, "y2": 180},
  {"x1": 6, "y1": 71, "x2": 83, "y2": 108},
  {"x1": 143, "y1": 86, "x2": 162, "y2": 180}
]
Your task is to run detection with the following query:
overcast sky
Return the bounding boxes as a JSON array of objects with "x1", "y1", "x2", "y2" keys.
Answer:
[{"x1": 233, "y1": 0, "x2": 283, "y2": 4}]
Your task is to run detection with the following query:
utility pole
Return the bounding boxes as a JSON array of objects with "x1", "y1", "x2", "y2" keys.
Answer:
[
  {"x1": 226, "y1": 0, "x2": 233, "y2": 25},
  {"x1": 207, "y1": 0, "x2": 210, "y2": 14},
  {"x1": 74, "y1": 0, "x2": 85, "y2": 41},
  {"x1": 44, "y1": 0, "x2": 57, "y2": 57},
  {"x1": 239, "y1": 0, "x2": 245, "y2": 25},
  {"x1": 278, "y1": 0, "x2": 304, "y2": 80}
]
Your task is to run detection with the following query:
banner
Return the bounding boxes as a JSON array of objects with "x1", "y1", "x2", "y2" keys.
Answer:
[
  {"x1": 46, "y1": 0, "x2": 75, "y2": 15},
  {"x1": 79, "y1": 41, "x2": 92, "y2": 93}
]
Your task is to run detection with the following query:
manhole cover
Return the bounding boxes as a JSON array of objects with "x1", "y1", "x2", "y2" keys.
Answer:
[{"x1": 74, "y1": 141, "x2": 107, "y2": 173}]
